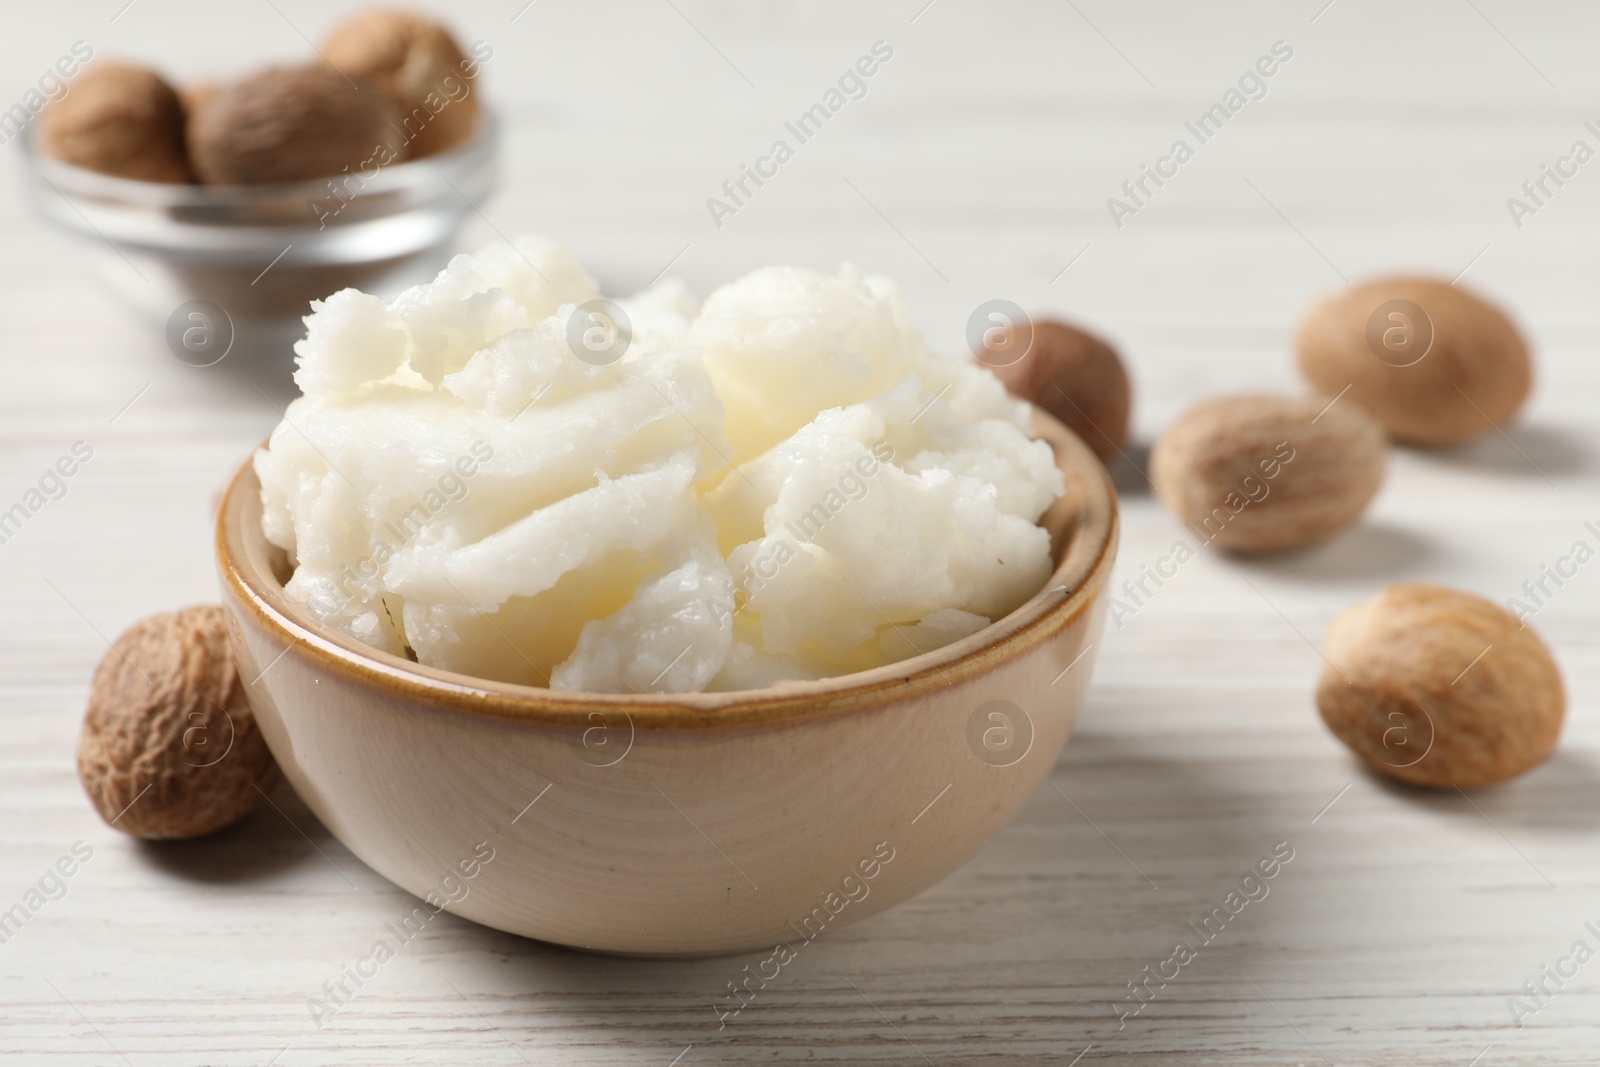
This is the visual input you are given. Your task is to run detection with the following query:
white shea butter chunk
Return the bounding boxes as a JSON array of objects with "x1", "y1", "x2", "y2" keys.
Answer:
[
  {"x1": 257, "y1": 238, "x2": 1064, "y2": 693},
  {"x1": 694, "y1": 268, "x2": 1062, "y2": 688},
  {"x1": 256, "y1": 236, "x2": 733, "y2": 692}
]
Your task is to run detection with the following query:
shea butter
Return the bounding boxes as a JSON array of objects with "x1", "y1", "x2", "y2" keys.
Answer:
[{"x1": 256, "y1": 237, "x2": 1063, "y2": 693}]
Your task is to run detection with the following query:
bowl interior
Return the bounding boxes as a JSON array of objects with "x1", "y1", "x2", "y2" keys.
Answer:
[{"x1": 217, "y1": 405, "x2": 1118, "y2": 728}]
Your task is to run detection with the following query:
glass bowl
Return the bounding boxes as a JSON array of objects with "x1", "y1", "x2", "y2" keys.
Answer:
[{"x1": 19, "y1": 114, "x2": 499, "y2": 356}]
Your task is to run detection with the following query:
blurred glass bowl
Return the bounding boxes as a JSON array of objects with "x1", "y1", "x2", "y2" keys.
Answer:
[{"x1": 20, "y1": 114, "x2": 499, "y2": 355}]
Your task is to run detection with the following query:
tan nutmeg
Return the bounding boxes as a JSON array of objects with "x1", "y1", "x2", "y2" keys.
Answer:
[
  {"x1": 179, "y1": 81, "x2": 219, "y2": 122},
  {"x1": 37, "y1": 61, "x2": 192, "y2": 183},
  {"x1": 323, "y1": 8, "x2": 482, "y2": 158},
  {"x1": 1151, "y1": 393, "x2": 1386, "y2": 553},
  {"x1": 78, "y1": 605, "x2": 279, "y2": 839},
  {"x1": 985, "y1": 319, "x2": 1131, "y2": 463},
  {"x1": 1316, "y1": 584, "x2": 1564, "y2": 789},
  {"x1": 1297, "y1": 277, "x2": 1532, "y2": 446},
  {"x1": 186, "y1": 66, "x2": 403, "y2": 185}
]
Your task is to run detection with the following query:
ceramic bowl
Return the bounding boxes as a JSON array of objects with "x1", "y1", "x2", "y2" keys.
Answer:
[{"x1": 215, "y1": 408, "x2": 1118, "y2": 956}]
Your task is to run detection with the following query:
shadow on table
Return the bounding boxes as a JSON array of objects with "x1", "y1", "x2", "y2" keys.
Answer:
[
  {"x1": 1050, "y1": 727, "x2": 1284, "y2": 884},
  {"x1": 134, "y1": 776, "x2": 339, "y2": 884},
  {"x1": 1359, "y1": 748, "x2": 1600, "y2": 835},
  {"x1": 1235, "y1": 519, "x2": 1437, "y2": 584},
  {"x1": 197, "y1": 334, "x2": 301, "y2": 409},
  {"x1": 1413, "y1": 422, "x2": 1588, "y2": 482},
  {"x1": 1106, "y1": 439, "x2": 1153, "y2": 496}
]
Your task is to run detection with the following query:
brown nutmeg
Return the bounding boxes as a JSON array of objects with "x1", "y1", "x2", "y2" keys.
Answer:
[
  {"x1": 986, "y1": 319, "x2": 1131, "y2": 463},
  {"x1": 179, "y1": 81, "x2": 219, "y2": 122},
  {"x1": 186, "y1": 66, "x2": 403, "y2": 185},
  {"x1": 37, "y1": 61, "x2": 192, "y2": 183},
  {"x1": 1316, "y1": 583, "x2": 1564, "y2": 789},
  {"x1": 1150, "y1": 393, "x2": 1386, "y2": 553},
  {"x1": 1297, "y1": 277, "x2": 1532, "y2": 446},
  {"x1": 323, "y1": 8, "x2": 482, "y2": 158},
  {"x1": 78, "y1": 605, "x2": 279, "y2": 839}
]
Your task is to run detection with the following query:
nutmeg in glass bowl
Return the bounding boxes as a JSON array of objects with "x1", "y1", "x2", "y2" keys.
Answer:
[{"x1": 19, "y1": 113, "x2": 498, "y2": 356}]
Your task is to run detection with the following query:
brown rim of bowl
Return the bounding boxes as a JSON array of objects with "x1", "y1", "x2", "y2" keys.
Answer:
[{"x1": 216, "y1": 405, "x2": 1119, "y2": 731}]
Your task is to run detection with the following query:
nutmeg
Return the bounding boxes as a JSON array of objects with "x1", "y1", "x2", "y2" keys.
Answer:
[
  {"x1": 323, "y1": 8, "x2": 481, "y2": 158},
  {"x1": 78, "y1": 605, "x2": 278, "y2": 839},
  {"x1": 1297, "y1": 277, "x2": 1532, "y2": 446},
  {"x1": 179, "y1": 81, "x2": 219, "y2": 122},
  {"x1": 186, "y1": 65, "x2": 403, "y2": 185},
  {"x1": 1316, "y1": 583, "x2": 1564, "y2": 789},
  {"x1": 1150, "y1": 393, "x2": 1386, "y2": 553},
  {"x1": 986, "y1": 319, "x2": 1131, "y2": 463},
  {"x1": 37, "y1": 61, "x2": 192, "y2": 183}
]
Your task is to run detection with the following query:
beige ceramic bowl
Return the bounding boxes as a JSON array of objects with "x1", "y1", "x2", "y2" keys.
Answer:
[{"x1": 215, "y1": 409, "x2": 1118, "y2": 957}]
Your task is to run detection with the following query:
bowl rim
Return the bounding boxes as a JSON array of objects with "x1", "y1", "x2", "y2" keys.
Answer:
[
  {"x1": 216, "y1": 405, "x2": 1119, "y2": 730},
  {"x1": 20, "y1": 109, "x2": 501, "y2": 207}
]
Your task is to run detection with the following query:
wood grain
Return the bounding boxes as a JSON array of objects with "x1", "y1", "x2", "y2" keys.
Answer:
[{"x1": 2, "y1": 1, "x2": 1597, "y2": 1063}]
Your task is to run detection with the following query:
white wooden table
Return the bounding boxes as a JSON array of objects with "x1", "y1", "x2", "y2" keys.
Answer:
[{"x1": 4, "y1": 2, "x2": 1598, "y2": 1063}]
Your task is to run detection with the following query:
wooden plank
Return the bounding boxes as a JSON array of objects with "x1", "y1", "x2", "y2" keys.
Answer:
[{"x1": 2, "y1": 2, "x2": 1597, "y2": 1063}]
